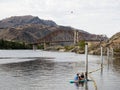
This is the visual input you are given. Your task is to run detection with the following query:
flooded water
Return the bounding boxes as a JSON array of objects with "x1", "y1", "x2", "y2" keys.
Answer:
[{"x1": 0, "y1": 50, "x2": 120, "y2": 90}]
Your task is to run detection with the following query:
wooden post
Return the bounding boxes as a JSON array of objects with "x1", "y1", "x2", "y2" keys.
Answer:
[
  {"x1": 107, "y1": 47, "x2": 109, "y2": 60},
  {"x1": 107, "y1": 47, "x2": 110, "y2": 70},
  {"x1": 85, "y1": 43, "x2": 88, "y2": 80},
  {"x1": 111, "y1": 47, "x2": 114, "y2": 57},
  {"x1": 101, "y1": 46, "x2": 103, "y2": 68}
]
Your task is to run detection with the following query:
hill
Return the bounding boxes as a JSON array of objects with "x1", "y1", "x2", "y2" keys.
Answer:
[
  {"x1": 88, "y1": 32, "x2": 120, "y2": 56},
  {"x1": 106, "y1": 32, "x2": 120, "y2": 56},
  {"x1": 0, "y1": 15, "x2": 107, "y2": 44},
  {"x1": 0, "y1": 15, "x2": 57, "y2": 28}
]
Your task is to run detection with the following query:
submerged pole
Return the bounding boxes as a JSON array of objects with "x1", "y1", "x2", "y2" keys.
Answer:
[
  {"x1": 85, "y1": 43, "x2": 88, "y2": 80},
  {"x1": 107, "y1": 47, "x2": 110, "y2": 70},
  {"x1": 101, "y1": 46, "x2": 103, "y2": 68}
]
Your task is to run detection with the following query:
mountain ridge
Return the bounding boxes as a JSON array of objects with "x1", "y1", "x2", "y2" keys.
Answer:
[
  {"x1": 0, "y1": 15, "x2": 107, "y2": 44},
  {"x1": 0, "y1": 15, "x2": 57, "y2": 28}
]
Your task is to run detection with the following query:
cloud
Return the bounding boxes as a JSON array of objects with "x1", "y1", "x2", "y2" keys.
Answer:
[{"x1": 0, "y1": 0, "x2": 120, "y2": 37}]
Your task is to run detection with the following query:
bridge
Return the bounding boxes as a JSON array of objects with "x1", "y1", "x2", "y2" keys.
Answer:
[
  {"x1": 36, "y1": 29, "x2": 81, "y2": 44},
  {"x1": 32, "y1": 30, "x2": 107, "y2": 49}
]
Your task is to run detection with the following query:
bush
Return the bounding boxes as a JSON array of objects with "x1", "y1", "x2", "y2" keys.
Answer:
[
  {"x1": 77, "y1": 40, "x2": 85, "y2": 50},
  {"x1": 64, "y1": 45, "x2": 74, "y2": 51},
  {"x1": 0, "y1": 39, "x2": 32, "y2": 49}
]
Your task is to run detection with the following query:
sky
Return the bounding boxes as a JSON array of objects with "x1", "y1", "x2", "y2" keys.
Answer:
[{"x1": 0, "y1": 0, "x2": 120, "y2": 37}]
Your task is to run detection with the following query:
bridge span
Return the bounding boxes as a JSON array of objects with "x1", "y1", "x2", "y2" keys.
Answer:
[{"x1": 31, "y1": 29, "x2": 107, "y2": 50}]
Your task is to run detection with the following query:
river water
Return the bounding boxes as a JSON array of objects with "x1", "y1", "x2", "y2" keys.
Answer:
[{"x1": 0, "y1": 50, "x2": 120, "y2": 90}]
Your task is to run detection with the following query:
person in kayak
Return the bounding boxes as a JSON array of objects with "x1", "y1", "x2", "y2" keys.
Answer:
[
  {"x1": 74, "y1": 73, "x2": 79, "y2": 81},
  {"x1": 80, "y1": 72, "x2": 85, "y2": 79},
  {"x1": 78, "y1": 72, "x2": 85, "y2": 80}
]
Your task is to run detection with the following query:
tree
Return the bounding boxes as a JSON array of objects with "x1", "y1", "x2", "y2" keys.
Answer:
[{"x1": 78, "y1": 40, "x2": 85, "y2": 50}]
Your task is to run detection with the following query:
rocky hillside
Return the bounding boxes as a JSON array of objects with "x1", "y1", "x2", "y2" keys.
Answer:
[
  {"x1": 0, "y1": 15, "x2": 57, "y2": 28},
  {"x1": 106, "y1": 32, "x2": 120, "y2": 56},
  {"x1": 0, "y1": 15, "x2": 107, "y2": 44},
  {"x1": 107, "y1": 32, "x2": 120, "y2": 47},
  {"x1": 0, "y1": 24, "x2": 55, "y2": 43},
  {"x1": 88, "y1": 32, "x2": 120, "y2": 56}
]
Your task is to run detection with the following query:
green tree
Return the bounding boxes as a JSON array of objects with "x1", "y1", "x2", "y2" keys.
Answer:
[
  {"x1": 78, "y1": 40, "x2": 85, "y2": 50},
  {"x1": 0, "y1": 39, "x2": 32, "y2": 49}
]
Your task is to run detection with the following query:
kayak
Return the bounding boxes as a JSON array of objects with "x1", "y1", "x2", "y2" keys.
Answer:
[{"x1": 69, "y1": 79, "x2": 89, "y2": 83}]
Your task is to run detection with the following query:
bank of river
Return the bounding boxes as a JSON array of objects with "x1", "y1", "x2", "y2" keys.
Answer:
[{"x1": 0, "y1": 50, "x2": 119, "y2": 90}]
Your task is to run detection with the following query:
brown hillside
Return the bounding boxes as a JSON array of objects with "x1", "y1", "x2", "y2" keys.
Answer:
[{"x1": 0, "y1": 15, "x2": 108, "y2": 44}]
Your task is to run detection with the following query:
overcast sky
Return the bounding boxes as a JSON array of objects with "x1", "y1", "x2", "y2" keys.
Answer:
[{"x1": 0, "y1": 0, "x2": 120, "y2": 37}]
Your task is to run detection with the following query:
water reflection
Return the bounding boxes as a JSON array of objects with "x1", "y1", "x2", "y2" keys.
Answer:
[
  {"x1": 0, "y1": 58, "x2": 81, "y2": 90},
  {"x1": 74, "y1": 82, "x2": 85, "y2": 90},
  {"x1": 0, "y1": 59, "x2": 57, "y2": 90},
  {"x1": 112, "y1": 57, "x2": 120, "y2": 74},
  {"x1": 0, "y1": 50, "x2": 119, "y2": 90},
  {"x1": 74, "y1": 82, "x2": 89, "y2": 90},
  {"x1": 101, "y1": 67, "x2": 103, "y2": 76},
  {"x1": 0, "y1": 59, "x2": 55, "y2": 77},
  {"x1": 85, "y1": 82, "x2": 88, "y2": 90}
]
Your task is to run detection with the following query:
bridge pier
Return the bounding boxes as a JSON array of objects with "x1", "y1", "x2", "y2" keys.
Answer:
[
  {"x1": 74, "y1": 30, "x2": 79, "y2": 45},
  {"x1": 33, "y1": 44, "x2": 37, "y2": 50},
  {"x1": 107, "y1": 47, "x2": 114, "y2": 59},
  {"x1": 77, "y1": 31, "x2": 79, "y2": 43},
  {"x1": 44, "y1": 41, "x2": 47, "y2": 50}
]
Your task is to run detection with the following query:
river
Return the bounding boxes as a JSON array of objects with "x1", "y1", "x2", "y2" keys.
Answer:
[{"x1": 0, "y1": 50, "x2": 119, "y2": 90}]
